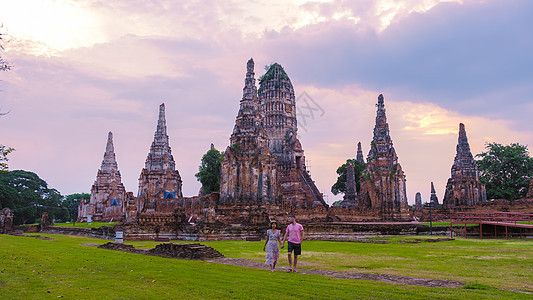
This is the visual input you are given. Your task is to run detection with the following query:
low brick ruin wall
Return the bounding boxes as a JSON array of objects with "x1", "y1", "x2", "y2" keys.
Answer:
[
  {"x1": 42, "y1": 226, "x2": 116, "y2": 240},
  {"x1": 98, "y1": 242, "x2": 224, "y2": 260},
  {"x1": 305, "y1": 222, "x2": 420, "y2": 240}
]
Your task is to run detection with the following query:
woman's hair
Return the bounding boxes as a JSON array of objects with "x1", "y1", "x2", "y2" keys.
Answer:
[{"x1": 269, "y1": 221, "x2": 278, "y2": 229}]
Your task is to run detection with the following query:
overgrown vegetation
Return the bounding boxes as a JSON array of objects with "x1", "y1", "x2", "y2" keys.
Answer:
[
  {"x1": 0, "y1": 170, "x2": 88, "y2": 224},
  {"x1": 195, "y1": 146, "x2": 224, "y2": 195},
  {"x1": 331, "y1": 159, "x2": 366, "y2": 195},
  {"x1": 0, "y1": 145, "x2": 14, "y2": 172},
  {"x1": 476, "y1": 142, "x2": 533, "y2": 200}
]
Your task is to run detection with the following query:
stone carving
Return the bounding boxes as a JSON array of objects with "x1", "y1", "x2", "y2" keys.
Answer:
[
  {"x1": 359, "y1": 94, "x2": 408, "y2": 220},
  {"x1": 138, "y1": 104, "x2": 183, "y2": 204},
  {"x1": 414, "y1": 192, "x2": 422, "y2": 210},
  {"x1": 443, "y1": 123, "x2": 486, "y2": 208},
  {"x1": 356, "y1": 142, "x2": 365, "y2": 164},
  {"x1": 430, "y1": 182, "x2": 439, "y2": 205},
  {"x1": 78, "y1": 132, "x2": 127, "y2": 222},
  {"x1": 0, "y1": 208, "x2": 14, "y2": 234}
]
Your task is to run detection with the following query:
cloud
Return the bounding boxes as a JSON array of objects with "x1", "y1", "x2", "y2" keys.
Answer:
[
  {"x1": 1, "y1": 0, "x2": 532, "y2": 206},
  {"x1": 253, "y1": 0, "x2": 533, "y2": 131}
]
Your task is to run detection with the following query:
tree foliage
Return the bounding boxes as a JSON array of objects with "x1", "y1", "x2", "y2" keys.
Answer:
[
  {"x1": 476, "y1": 142, "x2": 533, "y2": 201},
  {"x1": 0, "y1": 25, "x2": 12, "y2": 72},
  {"x1": 331, "y1": 159, "x2": 366, "y2": 195},
  {"x1": 195, "y1": 147, "x2": 223, "y2": 195},
  {"x1": 0, "y1": 170, "x2": 67, "y2": 224},
  {"x1": 62, "y1": 193, "x2": 90, "y2": 222},
  {"x1": 0, "y1": 145, "x2": 14, "y2": 172}
]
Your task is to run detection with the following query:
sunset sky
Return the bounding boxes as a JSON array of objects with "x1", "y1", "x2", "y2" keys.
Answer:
[{"x1": 1, "y1": 0, "x2": 532, "y2": 205}]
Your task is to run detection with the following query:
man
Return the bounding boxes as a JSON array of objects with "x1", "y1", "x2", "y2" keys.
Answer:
[{"x1": 281, "y1": 215, "x2": 304, "y2": 272}]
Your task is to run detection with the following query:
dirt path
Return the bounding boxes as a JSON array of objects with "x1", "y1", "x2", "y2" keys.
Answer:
[{"x1": 207, "y1": 257, "x2": 464, "y2": 289}]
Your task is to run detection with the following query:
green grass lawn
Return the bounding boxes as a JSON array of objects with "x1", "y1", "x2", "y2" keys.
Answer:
[
  {"x1": 419, "y1": 222, "x2": 478, "y2": 226},
  {"x1": 199, "y1": 236, "x2": 533, "y2": 292},
  {"x1": 1, "y1": 234, "x2": 531, "y2": 299},
  {"x1": 52, "y1": 222, "x2": 118, "y2": 228}
]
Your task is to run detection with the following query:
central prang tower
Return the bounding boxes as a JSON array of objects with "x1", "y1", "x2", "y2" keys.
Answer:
[
  {"x1": 258, "y1": 63, "x2": 303, "y2": 169},
  {"x1": 220, "y1": 59, "x2": 327, "y2": 209}
]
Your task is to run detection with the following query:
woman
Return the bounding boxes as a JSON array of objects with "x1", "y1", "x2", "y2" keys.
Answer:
[{"x1": 263, "y1": 220, "x2": 281, "y2": 272}]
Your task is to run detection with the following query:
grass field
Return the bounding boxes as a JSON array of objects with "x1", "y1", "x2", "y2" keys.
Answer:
[
  {"x1": 419, "y1": 222, "x2": 478, "y2": 226},
  {"x1": 1, "y1": 234, "x2": 531, "y2": 299},
  {"x1": 52, "y1": 222, "x2": 118, "y2": 228}
]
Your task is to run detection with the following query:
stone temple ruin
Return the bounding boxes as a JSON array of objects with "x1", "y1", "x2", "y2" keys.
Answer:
[
  {"x1": 220, "y1": 60, "x2": 327, "y2": 209},
  {"x1": 73, "y1": 58, "x2": 501, "y2": 240},
  {"x1": 358, "y1": 95, "x2": 409, "y2": 220},
  {"x1": 78, "y1": 132, "x2": 128, "y2": 222},
  {"x1": 443, "y1": 123, "x2": 487, "y2": 208}
]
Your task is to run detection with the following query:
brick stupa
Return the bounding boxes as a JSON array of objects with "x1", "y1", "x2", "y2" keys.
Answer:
[
  {"x1": 443, "y1": 123, "x2": 486, "y2": 208},
  {"x1": 137, "y1": 104, "x2": 183, "y2": 206},
  {"x1": 78, "y1": 132, "x2": 127, "y2": 222},
  {"x1": 359, "y1": 94, "x2": 408, "y2": 220}
]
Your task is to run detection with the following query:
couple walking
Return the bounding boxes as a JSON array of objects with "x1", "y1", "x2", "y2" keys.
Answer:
[{"x1": 262, "y1": 215, "x2": 304, "y2": 272}]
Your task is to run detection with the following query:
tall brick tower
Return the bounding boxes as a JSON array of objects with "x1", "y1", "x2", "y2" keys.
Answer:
[
  {"x1": 220, "y1": 58, "x2": 278, "y2": 203},
  {"x1": 443, "y1": 123, "x2": 486, "y2": 208},
  {"x1": 137, "y1": 104, "x2": 183, "y2": 200},
  {"x1": 359, "y1": 94, "x2": 408, "y2": 220}
]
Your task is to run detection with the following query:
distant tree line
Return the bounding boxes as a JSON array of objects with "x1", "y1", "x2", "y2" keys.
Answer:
[
  {"x1": 0, "y1": 170, "x2": 89, "y2": 225},
  {"x1": 476, "y1": 142, "x2": 533, "y2": 201}
]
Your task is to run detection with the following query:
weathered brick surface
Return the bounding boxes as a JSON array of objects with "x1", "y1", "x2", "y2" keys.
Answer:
[{"x1": 443, "y1": 123, "x2": 486, "y2": 208}]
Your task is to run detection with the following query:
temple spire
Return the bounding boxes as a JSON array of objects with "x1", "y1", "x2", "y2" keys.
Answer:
[
  {"x1": 430, "y1": 182, "x2": 439, "y2": 205},
  {"x1": 155, "y1": 103, "x2": 168, "y2": 145},
  {"x1": 356, "y1": 142, "x2": 365, "y2": 163},
  {"x1": 243, "y1": 58, "x2": 257, "y2": 100},
  {"x1": 138, "y1": 103, "x2": 182, "y2": 199},
  {"x1": 144, "y1": 103, "x2": 175, "y2": 172},
  {"x1": 452, "y1": 123, "x2": 477, "y2": 180},
  {"x1": 100, "y1": 132, "x2": 118, "y2": 173},
  {"x1": 443, "y1": 123, "x2": 486, "y2": 208}
]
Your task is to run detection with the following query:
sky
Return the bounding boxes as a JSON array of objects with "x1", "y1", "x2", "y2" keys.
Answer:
[{"x1": 1, "y1": 0, "x2": 532, "y2": 205}]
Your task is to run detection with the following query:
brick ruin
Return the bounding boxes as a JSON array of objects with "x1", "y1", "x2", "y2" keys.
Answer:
[
  {"x1": 219, "y1": 58, "x2": 278, "y2": 204},
  {"x1": 443, "y1": 123, "x2": 487, "y2": 208},
  {"x1": 414, "y1": 192, "x2": 422, "y2": 210},
  {"x1": 430, "y1": 182, "x2": 439, "y2": 206},
  {"x1": 76, "y1": 59, "x2": 527, "y2": 240},
  {"x1": 137, "y1": 103, "x2": 183, "y2": 209},
  {"x1": 0, "y1": 208, "x2": 13, "y2": 234},
  {"x1": 358, "y1": 94, "x2": 409, "y2": 220},
  {"x1": 339, "y1": 164, "x2": 358, "y2": 208},
  {"x1": 78, "y1": 132, "x2": 128, "y2": 222},
  {"x1": 356, "y1": 142, "x2": 365, "y2": 164}
]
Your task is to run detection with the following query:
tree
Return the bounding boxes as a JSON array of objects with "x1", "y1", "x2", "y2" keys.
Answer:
[
  {"x1": 331, "y1": 159, "x2": 366, "y2": 195},
  {"x1": 195, "y1": 146, "x2": 223, "y2": 195},
  {"x1": 0, "y1": 145, "x2": 14, "y2": 172},
  {"x1": 476, "y1": 142, "x2": 533, "y2": 201},
  {"x1": 1, "y1": 26, "x2": 14, "y2": 166},
  {"x1": 0, "y1": 25, "x2": 12, "y2": 72},
  {"x1": 62, "y1": 193, "x2": 90, "y2": 222},
  {"x1": 0, "y1": 170, "x2": 65, "y2": 224}
]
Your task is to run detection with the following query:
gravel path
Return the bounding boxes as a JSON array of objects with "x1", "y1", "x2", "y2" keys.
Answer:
[{"x1": 207, "y1": 257, "x2": 465, "y2": 288}]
